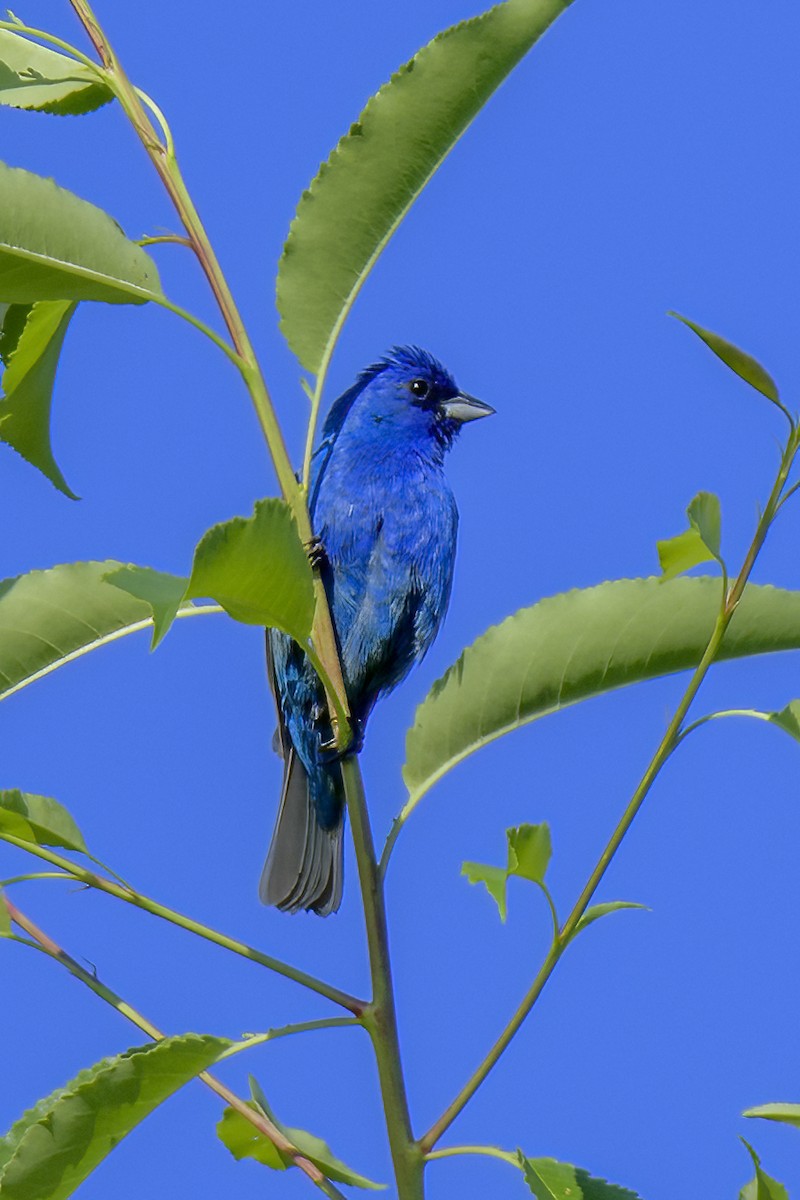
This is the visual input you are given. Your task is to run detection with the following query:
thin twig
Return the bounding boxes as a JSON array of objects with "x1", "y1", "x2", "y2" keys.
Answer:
[
  {"x1": 420, "y1": 425, "x2": 800, "y2": 1152},
  {"x1": 2, "y1": 895, "x2": 347, "y2": 1194},
  {"x1": 0, "y1": 831, "x2": 364, "y2": 1014}
]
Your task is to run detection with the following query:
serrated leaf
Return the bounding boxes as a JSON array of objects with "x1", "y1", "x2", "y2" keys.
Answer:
[
  {"x1": 104, "y1": 565, "x2": 189, "y2": 650},
  {"x1": 0, "y1": 162, "x2": 162, "y2": 304},
  {"x1": 216, "y1": 1076, "x2": 384, "y2": 1189},
  {"x1": 462, "y1": 861, "x2": 508, "y2": 921},
  {"x1": 403, "y1": 577, "x2": 800, "y2": 805},
  {"x1": 0, "y1": 560, "x2": 198, "y2": 702},
  {"x1": 186, "y1": 499, "x2": 315, "y2": 641},
  {"x1": 518, "y1": 1152, "x2": 643, "y2": 1200},
  {"x1": 739, "y1": 1139, "x2": 790, "y2": 1200},
  {"x1": 0, "y1": 299, "x2": 78, "y2": 497},
  {"x1": 743, "y1": 1103, "x2": 800, "y2": 1129},
  {"x1": 0, "y1": 1035, "x2": 232, "y2": 1198},
  {"x1": 0, "y1": 789, "x2": 87, "y2": 853},
  {"x1": 767, "y1": 702, "x2": 800, "y2": 745},
  {"x1": 0, "y1": 31, "x2": 113, "y2": 115},
  {"x1": 658, "y1": 491, "x2": 722, "y2": 582},
  {"x1": 277, "y1": 0, "x2": 574, "y2": 374},
  {"x1": 507, "y1": 823, "x2": 551, "y2": 883},
  {"x1": 573, "y1": 901, "x2": 648, "y2": 936},
  {"x1": 0, "y1": 302, "x2": 29, "y2": 362},
  {"x1": 670, "y1": 313, "x2": 780, "y2": 405}
]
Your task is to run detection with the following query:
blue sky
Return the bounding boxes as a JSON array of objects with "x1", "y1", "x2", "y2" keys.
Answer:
[{"x1": 3, "y1": 1, "x2": 800, "y2": 1197}]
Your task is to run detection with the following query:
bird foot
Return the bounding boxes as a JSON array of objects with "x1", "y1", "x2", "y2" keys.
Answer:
[
  {"x1": 319, "y1": 719, "x2": 365, "y2": 764},
  {"x1": 305, "y1": 535, "x2": 328, "y2": 571}
]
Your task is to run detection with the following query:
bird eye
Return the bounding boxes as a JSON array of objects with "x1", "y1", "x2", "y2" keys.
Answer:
[{"x1": 410, "y1": 379, "x2": 430, "y2": 399}]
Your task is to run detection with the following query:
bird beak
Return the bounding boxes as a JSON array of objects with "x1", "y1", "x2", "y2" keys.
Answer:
[{"x1": 439, "y1": 393, "x2": 495, "y2": 423}]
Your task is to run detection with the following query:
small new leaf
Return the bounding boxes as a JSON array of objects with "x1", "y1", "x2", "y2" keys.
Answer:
[
  {"x1": 462, "y1": 824, "x2": 552, "y2": 921},
  {"x1": 507, "y1": 823, "x2": 551, "y2": 884},
  {"x1": 518, "y1": 1152, "x2": 643, "y2": 1200},
  {"x1": 739, "y1": 1139, "x2": 790, "y2": 1200},
  {"x1": 573, "y1": 901, "x2": 649, "y2": 937},
  {"x1": 657, "y1": 492, "x2": 722, "y2": 581},
  {"x1": 0, "y1": 31, "x2": 113, "y2": 115},
  {"x1": 687, "y1": 491, "x2": 721, "y2": 559},
  {"x1": 0, "y1": 789, "x2": 87, "y2": 853},
  {"x1": 0, "y1": 299, "x2": 79, "y2": 497},
  {"x1": 767, "y1": 702, "x2": 800, "y2": 746},
  {"x1": 216, "y1": 1076, "x2": 385, "y2": 1189},
  {"x1": 670, "y1": 313, "x2": 780, "y2": 406},
  {"x1": 216, "y1": 1105, "x2": 284, "y2": 1170},
  {"x1": 461, "y1": 861, "x2": 508, "y2": 921},
  {"x1": 743, "y1": 1103, "x2": 800, "y2": 1130}
]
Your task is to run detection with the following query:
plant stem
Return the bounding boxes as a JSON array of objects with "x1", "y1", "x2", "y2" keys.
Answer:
[
  {"x1": 425, "y1": 1144, "x2": 519, "y2": 1166},
  {"x1": 420, "y1": 426, "x2": 800, "y2": 1153},
  {"x1": 0, "y1": 831, "x2": 363, "y2": 1014},
  {"x1": 67, "y1": 0, "x2": 350, "y2": 743},
  {"x1": 340, "y1": 757, "x2": 424, "y2": 1198},
  {"x1": 1, "y1": 895, "x2": 345, "y2": 1194},
  {"x1": 678, "y1": 707, "x2": 775, "y2": 744}
]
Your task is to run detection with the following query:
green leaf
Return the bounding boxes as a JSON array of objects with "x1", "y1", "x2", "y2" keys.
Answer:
[
  {"x1": 462, "y1": 824, "x2": 551, "y2": 919},
  {"x1": 0, "y1": 1035, "x2": 233, "y2": 1198},
  {"x1": 461, "y1": 861, "x2": 508, "y2": 921},
  {"x1": 687, "y1": 491, "x2": 722, "y2": 559},
  {"x1": 743, "y1": 1103, "x2": 800, "y2": 1129},
  {"x1": 739, "y1": 1139, "x2": 789, "y2": 1200},
  {"x1": 507, "y1": 823, "x2": 551, "y2": 883},
  {"x1": 216, "y1": 1104, "x2": 284, "y2": 1170},
  {"x1": 0, "y1": 302, "x2": 30, "y2": 362},
  {"x1": 0, "y1": 299, "x2": 79, "y2": 497},
  {"x1": 767, "y1": 702, "x2": 800, "y2": 745},
  {"x1": 573, "y1": 901, "x2": 649, "y2": 937},
  {"x1": 0, "y1": 31, "x2": 113, "y2": 116},
  {"x1": 670, "y1": 312, "x2": 780, "y2": 406},
  {"x1": 103, "y1": 566, "x2": 190, "y2": 650},
  {"x1": 0, "y1": 162, "x2": 162, "y2": 304},
  {"x1": 216, "y1": 1076, "x2": 385, "y2": 1189},
  {"x1": 657, "y1": 491, "x2": 722, "y2": 581},
  {"x1": 403, "y1": 576, "x2": 800, "y2": 804},
  {"x1": 277, "y1": 0, "x2": 575, "y2": 374},
  {"x1": 0, "y1": 789, "x2": 87, "y2": 853},
  {"x1": 0, "y1": 560, "x2": 198, "y2": 702},
  {"x1": 518, "y1": 1153, "x2": 643, "y2": 1200},
  {"x1": 186, "y1": 499, "x2": 315, "y2": 640},
  {"x1": 106, "y1": 502, "x2": 315, "y2": 647}
]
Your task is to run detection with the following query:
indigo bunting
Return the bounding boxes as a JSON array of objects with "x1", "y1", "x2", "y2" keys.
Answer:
[{"x1": 261, "y1": 346, "x2": 493, "y2": 914}]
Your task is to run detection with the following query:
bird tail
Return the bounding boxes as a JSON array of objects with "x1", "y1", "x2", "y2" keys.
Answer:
[{"x1": 259, "y1": 748, "x2": 344, "y2": 916}]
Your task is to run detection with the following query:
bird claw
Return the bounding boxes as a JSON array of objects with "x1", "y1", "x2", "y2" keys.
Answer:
[
  {"x1": 305, "y1": 535, "x2": 328, "y2": 571},
  {"x1": 319, "y1": 719, "x2": 365, "y2": 764}
]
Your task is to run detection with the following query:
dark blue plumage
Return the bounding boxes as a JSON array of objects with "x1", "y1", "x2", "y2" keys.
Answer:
[{"x1": 261, "y1": 346, "x2": 493, "y2": 914}]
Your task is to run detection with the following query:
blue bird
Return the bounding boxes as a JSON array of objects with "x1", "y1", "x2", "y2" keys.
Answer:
[{"x1": 261, "y1": 346, "x2": 493, "y2": 914}]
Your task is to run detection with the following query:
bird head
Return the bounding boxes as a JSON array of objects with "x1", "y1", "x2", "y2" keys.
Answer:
[{"x1": 322, "y1": 346, "x2": 494, "y2": 461}]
